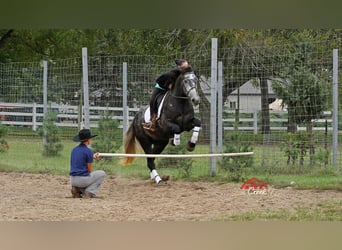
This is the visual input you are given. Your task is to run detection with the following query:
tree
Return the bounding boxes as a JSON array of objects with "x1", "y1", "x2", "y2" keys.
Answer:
[
  {"x1": 37, "y1": 107, "x2": 63, "y2": 157},
  {"x1": 272, "y1": 65, "x2": 328, "y2": 165},
  {"x1": 91, "y1": 110, "x2": 121, "y2": 156}
]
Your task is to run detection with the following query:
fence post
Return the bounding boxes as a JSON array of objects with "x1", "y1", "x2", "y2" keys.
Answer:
[
  {"x1": 332, "y1": 49, "x2": 339, "y2": 167},
  {"x1": 122, "y1": 62, "x2": 128, "y2": 140},
  {"x1": 210, "y1": 38, "x2": 218, "y2": 176},
  {"x1": 32, "y1": 102, "x2": 37, "y2": 131},
  {"x1": 82, "y1": 47, "x2": 90, "y2": 129},
  {"x1": 217, "y1": 61, "x2": 223, "y2": 162},
  {"x1": 42, "y1": 61, "x2": 48, "y2": 144},
  {"x1": 253, "y1": 110, "x2": 258, "y2": 135}
]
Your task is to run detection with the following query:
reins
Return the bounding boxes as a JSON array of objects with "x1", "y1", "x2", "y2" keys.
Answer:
[{"x1": 169, "y1": 92, "x2": 191, "y2": 100}]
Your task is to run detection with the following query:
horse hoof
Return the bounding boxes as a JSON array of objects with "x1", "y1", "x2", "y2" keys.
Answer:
[
  {"x1": 186, "y1": 141, "x2": 196, "y2": 151},
  {"x1": 157, "y1": 180, "x2": 167, "y2": 186}
]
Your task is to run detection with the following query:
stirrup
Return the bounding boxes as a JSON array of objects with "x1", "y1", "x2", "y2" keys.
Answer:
[
  {"x1": 142, "y1": 122, "x2": 151, "y2": 129},
  {"x1": 142, "y1": 122, "x2": 155, "y2": 131}
]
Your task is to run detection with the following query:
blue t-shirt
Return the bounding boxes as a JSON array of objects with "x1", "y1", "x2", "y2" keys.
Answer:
[{"x1": 70, "y1": 143, "x2": 94, "y2": 176}]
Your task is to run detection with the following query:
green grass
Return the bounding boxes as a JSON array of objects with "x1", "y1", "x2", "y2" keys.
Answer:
[
  {"x1": 0, "y1": 136, "x2": 341, "y2": 190},
  {"x1": 225, "y1": 200, "x2": 342, "y2": 221}
]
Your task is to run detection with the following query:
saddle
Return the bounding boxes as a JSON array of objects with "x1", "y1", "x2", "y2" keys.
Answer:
[{"x1": 143, "y1": 92, "x2": 168, "y2": 130}]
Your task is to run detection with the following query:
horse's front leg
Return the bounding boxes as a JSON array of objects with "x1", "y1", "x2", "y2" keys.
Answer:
[
  {"x1": 165, "y1": 121, "x2": 182, "y2": 146},
  {"x1": 186, "y1": 118, "x2": 201, "y2": 152}
]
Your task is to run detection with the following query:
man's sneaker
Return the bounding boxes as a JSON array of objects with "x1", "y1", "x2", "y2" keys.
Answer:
[
  {"x1": 71, "y1": 186, "x2": 81, "y2": 198},
  {"x1": 82, "y1": 191, "x2": 95, "y2": 198}
]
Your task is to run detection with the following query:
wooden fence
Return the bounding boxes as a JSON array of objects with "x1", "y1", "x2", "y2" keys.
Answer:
[{"x1": 0, "y1": 102, "x2": 332, "y2": 133}]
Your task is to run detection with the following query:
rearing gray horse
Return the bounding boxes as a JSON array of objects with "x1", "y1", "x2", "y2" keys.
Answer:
[{"x1": 122, "y1": 67, "x2": 201, "y2": 185}]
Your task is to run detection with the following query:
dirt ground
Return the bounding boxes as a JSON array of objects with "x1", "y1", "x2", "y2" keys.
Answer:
[{"x1": 0, "y1": 172, "x2": 341, "y2": 221}]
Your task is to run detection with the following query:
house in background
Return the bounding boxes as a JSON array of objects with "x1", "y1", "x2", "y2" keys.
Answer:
[
  {"x1": 200, "y1": 76, "x2": 286, "y2": 113},
  {"x1": 225, "y1": 80, "x2": 286, "y2": 112}
]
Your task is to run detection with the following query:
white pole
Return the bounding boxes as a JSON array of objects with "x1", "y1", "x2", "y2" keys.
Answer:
[
  {"x1": 210, "y1": 38, "x2": 218, "y2": 176},
  {"x1": 82, "y1": 47, "x2": 90, "y2": 129},
  {"x1": 332, "y1": 49, "x2": 338, "y2": 167},
  {"x1": 99, "y1": 152, "x2": 254, "y2": 158}
]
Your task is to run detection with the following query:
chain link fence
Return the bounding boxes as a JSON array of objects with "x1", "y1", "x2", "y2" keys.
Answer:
[{"x1": 0, "y1": 39, "x2": 341, "y2": 178}]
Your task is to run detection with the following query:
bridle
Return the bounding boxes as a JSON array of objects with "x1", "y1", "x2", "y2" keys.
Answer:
[{"x1": 170, "y1": 72, "x2": 198, "y2": 100}]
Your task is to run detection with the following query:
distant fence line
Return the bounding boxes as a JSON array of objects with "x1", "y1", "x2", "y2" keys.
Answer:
[{"x1": 0, "y1": 102, "x2": 332, "y2": 133}]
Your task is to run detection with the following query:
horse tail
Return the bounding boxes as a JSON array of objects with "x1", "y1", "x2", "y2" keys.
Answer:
[{"x1": 122, "y1": 122, "x2": 136, "y2": 165}]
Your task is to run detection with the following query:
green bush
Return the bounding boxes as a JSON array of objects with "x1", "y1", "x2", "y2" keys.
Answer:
[
  {"x1": 280, "y1": 132, "x2": 308, "y2": 166},
  {"x1": 219, "y1": 132, "x2": 253, "y2": 182},
  {"x1": 91, "y1": 111, "x2": 121, "y2": 163},
  {"x1": 0, "y1": 120, "x2": 9, "y2": 153},
  {"x1": 37, "y1": 107, "x2": 63, "y2": 157}
]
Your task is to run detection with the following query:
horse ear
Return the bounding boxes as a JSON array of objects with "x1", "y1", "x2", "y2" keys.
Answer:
[
  {"x1": 175, "y1": 59, "x2": 187, "y2": 66},
  {"x1": 182, "y1": 66, "x2": 194, "y2": 73}
]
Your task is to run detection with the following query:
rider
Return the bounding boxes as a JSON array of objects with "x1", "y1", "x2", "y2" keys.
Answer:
[{"x1": 143, "y1": 59, "x2": 190, "y2": 131}]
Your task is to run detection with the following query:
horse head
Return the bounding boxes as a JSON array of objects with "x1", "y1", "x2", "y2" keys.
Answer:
[{"x1": 173, "y1": 67, "x2": 200, "y2": 106}]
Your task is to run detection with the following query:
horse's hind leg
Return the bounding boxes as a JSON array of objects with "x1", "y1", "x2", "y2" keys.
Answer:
[
  {"x1": 150, "y1": 141, "x2": 169, "y2": 185},
  {"x1": 186, "y1": 118, "x2": 201, "y2": 152},
  {"x1": 140, "y1": 139, "x2": 169, "y2": 185}
]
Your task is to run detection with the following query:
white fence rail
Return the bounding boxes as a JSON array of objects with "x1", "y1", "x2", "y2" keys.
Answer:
[
  {"x1": 0, "y1": 102, "x2": 332, "y2": 133},
  {"x1": 0, "y1": 102, "x2": 139, "y2": 131},
  {"x1": 223, "y1": 110, "x2": 332, "y2": 134}
]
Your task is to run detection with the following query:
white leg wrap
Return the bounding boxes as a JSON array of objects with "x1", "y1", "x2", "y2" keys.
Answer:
[
  {"x1": 193, "y1": 126, "x2": 200, "y2": 132},
  {"x1": 151, "y1": 169, "x2": 162, "y2": 183},
  {"x1": 173, "y1": 134, "x2": 181, "y2": 146},
  {"x1": 190, "y1": 131, "x2": 199, "y2": 144},
  {"x1": 190, "y1": 127, "x2": 200, "y2": 144}
]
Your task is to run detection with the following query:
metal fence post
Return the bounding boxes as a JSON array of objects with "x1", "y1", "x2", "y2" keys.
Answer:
[
  {"x1": 332, "y1": 49, "x2": 339, "y2": 167},
  {"x1": 210, "y1": 38, "x2": 218, "y2": 176},
  {"x1": 82, "y1": 47, "x2": 90, "y2": 129},
  {"x1": 42, "y1": 61, "x2": 48, "y2": 144},
  {"x1": 122, "y1": 62, "x2": 128, "y2": 140},
  {"x1": 217, "y1": 61, "x2": 223, "y2": 163}
]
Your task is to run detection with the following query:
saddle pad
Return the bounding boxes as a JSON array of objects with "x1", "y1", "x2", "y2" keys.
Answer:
[{"x1": 144, "y1": 92, "x2": 168, "y2": 122}]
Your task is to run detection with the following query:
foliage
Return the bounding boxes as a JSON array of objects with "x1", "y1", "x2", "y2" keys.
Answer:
[
  {"x1": 0, "y1": 120, "x2": 9, "y2": 153},
  {"x1": 271, "y1": 33, "x2": 330, "y2": 133},
  {"x1": 312, "y1": 148, "x2": 331, "y2": 167},
  {"x1": 272, "y1": 66, "x2": 329, "y2": 126},
  {"x1": 219, "y1": 132, "x2": 253, "y2": 182},
  {"x1": 280, "y1": 132, "x2": 309, "y2": 166},
  {"x1": 91, "y1": 111, "x2": 121, "y2": 162},
  {"x1": 37, "y1": 107, "x2": 63, "y2": 157}
]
